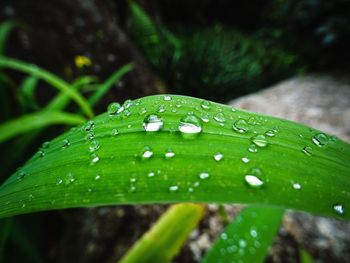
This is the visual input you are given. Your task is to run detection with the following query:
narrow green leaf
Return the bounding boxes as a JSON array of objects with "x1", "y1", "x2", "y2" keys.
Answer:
[
  {"x1": 88, "y1": 63, "x2": 133, "y2": 107},
  {"x1": 0, "y1": 56, "x2": 94, "y2": 118},
  {"x1": 0, "y1": 21, "x2": 18, "y2": 55},
  {"x1": 201, "y1": 206, "x2": 284, "y2": 263},
  {"x1": 119, "y1": 203, "x2": 205, "y2": 263},
  {"x1": 19, "y1": 76, "x2": 39, "y2": 111},
  {"x1": 300, "y1": 249, "x2": 313, "y2": 263},
  {"x1": 0, "y1": 95, "x2": 349, "y2": 220},
  {"x1": 0, "y1": 111, "x2": 85, "y2": 143}
]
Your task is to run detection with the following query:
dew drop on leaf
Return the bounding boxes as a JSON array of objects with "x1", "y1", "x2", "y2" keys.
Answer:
[
  {"x1": 333, "y1": 204, "x2": 345, "y2": 215},
  {"x1": 111, "y1": 129, "x2": 119, "y2": 136},
  {"x1": 241, "y1": 157, "x2": 250, "y2": 163},
  {"x1": 90, "y1": 153, "x2": 100, "y2": 164},
  {"x1": 250, "y1": 134, "x2": 268, "y2": 147},
  {"x1": 244, "y1": 175, "x2": 264, "y2": 188},
  {"x1": 56, "y1": 177, "x2": 63, "y2": 185},
  {"x1": 62, "y1": 139, "x2": 70, "y2": 149},
  {"x1": 89, "y1": 140, "x2": 99, "y2": 152},
  {"x1": 199, "y1": 172, "x2": 210, "y2": 180},
  {"x1": 292, "y1": 182, "x2": 301, "y2": 190},
  {"x1": 169, "y1": 185, "x2": 179, "y2": 192},
  {"x1": 178, "y1": 113, "x2": 202, "y2": 136},
  {"x1": 141, "y1": 146, "x2": 153, "y2": 159},
  {"x1": 123, "y1": 99, "x2": 133, "y2": 109},
  {"x1": 312, "y1": 133, "x2": 328, "y2": 147},
  {"x1": 233, "y1": 119, "x2": 249, "y2": 133},
  {"x1": 200, "y1": 100, "x2": 211, "y2": 110},
  {"x1": 42, "y1": 141, "x2": 50, "y2": 149},
  {"x1": 248, "y1": 144, "x2": 258, "y2": 153},
  {"x1": 214, "y1": 152, "x2": 224, "y2": 161},
  {"x1": 165, "y1": 149, "x2": 175, "y2": 159},
  {"x1": 95, "y1": 174, "x2": 101, "y2": 180},
  {"x1": 164, "y1": 95, "x2": 172, "y2": 101},
  {"x1": 265, "y1": 130, "x2": 277, "y2": 137},
  {"x1": 148, "y1": 171, "x2": 155, "y2": 177},
  {"x1": 107, "y1": 102, "x2": 121, "y2": 115},
  {"x1": 214, "y1": 112, "x2": 226, "y2": 123},
  {"x1": 143, "y1": 114, "x2": 163, "y2": 132},
  {"x1": 302, "y1": 146, "x2": 313, "y2": 156},
  {"x1": 65, "y1": 172, "x2": 75, "y2": 185}
]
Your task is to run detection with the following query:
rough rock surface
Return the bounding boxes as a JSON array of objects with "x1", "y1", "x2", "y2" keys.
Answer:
[{"x1": 228, "y1": 74, "x2": 350, "y2": 263}]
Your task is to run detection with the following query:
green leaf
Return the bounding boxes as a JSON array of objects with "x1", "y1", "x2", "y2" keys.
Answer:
[
  {"x1": 201, "y1": 206, "x2": 284, "y2": 263},
  {"x1": 300, "y1": 249, "x2": 313, "y2": 263},
  {"x1": 0, "y1": 111, "x2": 85, "y2": 144},
  {"x1": 88, "y1": 63, "x2": 133, "y2": 107},
  {"x1": 18, "y1": 76, "x2": 39, "y2": 111},
  {"x1": 0, "y1": 56, "x2": 94, "y2": 118},
  {"x1": 0, "y1": 95, "x2": 349, "y2": 220},
  {"x1": 0, "y1": 21, "x2": 19, "y2": 55},
  {"x1": 119, "y1": 203, "x2": 205, "y2": 263}
]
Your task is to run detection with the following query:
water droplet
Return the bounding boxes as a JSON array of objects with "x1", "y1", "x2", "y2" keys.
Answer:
[
  {"x1": 62, "y1": 139, "x2": 70, "y2": 149},
  {"x1": 178, "y1": 113, "x2": 202, "y2": 136},
  {"x1": 89, "y1": 140, "x2": 99, "y2": 152},
  {"x1": 123, "y1": 109, "x2": 131, "y2": 118},
  {"x1": 220, "y1": 233, "x2": 228, "y2": 240},
  {"x1": 143, "y1": 114, "x2": 163, "y2": 132},
  {"x1": 214, "y1": 112, "x2": 226, "y2": 123},
  {"x1": 139, "y1": 107, "x2": 147, "y2": 115},
  {"x1": 199, "y1": 172, "x2": 210, "y2": 179},
  {"x1": 37, "y1": 150, "x2": 45, "y2": 158},
  {"x1": 244, "y1": 175, "x2": 264, "y2": 188},
  {"x1": 111, "y1": 129, "x2": 119, "y2": 136},
  {"x1": 158, "y1": 106, "x2": 165, "y2": 113},
  {"x1": 123, "y1": 99, "x2": 133, "y2": 109},
  {"x1": 241, "y1": 157, "x2": 250, "y2": 163},
  {"x1": 84, "y1": 120, "x2": 95, "y2": 131},
  {"x1": 90, "y1": 153, "x2": 100, "y2": 164},
  {"x1": 85, "y1": 131, "x2": 94, "y2": 141},
  {"x1": 265, "y1": 130, "x2": 276, "y2": 137},
  {"x1": 141, "y1": 146, "x2": 153, "y2": 159},
  {"x1": 312, "y1": 133, "x2": 328, "y2": 147},
  {"x1": 292, "y1": 182, "x2": 301, "y2": 190},
  {"x1": 248, "y1": 144, "x2": 258, "y2": 153},
  {"x1": 250, "y1": 228, "x2": 258, "y2": 238},
  {"x1": 95, "y1": 174, "x2": 101, "y2": 180},
  {"x1": 302, "y1": 146, "x2": 313, "y2": 156},
  {"x1": 65, "y1": 172, "x2": 75, "y2": 185},
  {"x1": 148, "y1": 171, "x2": 155, "y2": 177},
  {"x1": 107, "y1": 102, "x2": 121, "y2": 115},
  {"x1": 250, "y1": 134, "x2": 268, "y2": 147},
  {"x1": 201, "y1": 115, "x2": 210, "y2": 123},
  {"x1": 42, "y1": 141, "x2": 50, "y2": 148},
  {"x1": 248, "y1": 117, "x2": 257, "y2": 125},
  {"x1": 333, "y1": 204, "x2": 345, "y2": 215},
  {"x1": 164, "y1": 95, "x2": 172, "y2": 101},
  {"x1": 169, "y1": 185, "x2": 179, "y2": 192},
  {"x1": 165, "y1": 149, "x2": 175, "y2": 159},
  {"x1": 56, "y1": 177, "x2": 63, "y2": 185},
  {"x1": 200, "y1": 100, "x2": 211, "y2": 110},
  {"x1": 239, "y1": 239, "x2": 247, "y2": 248},
  {"x1": 214, "y1": 152, "x2": 224, "y2": 161},
  {"x1": 233, "y1": 119, "x2": 249, "y2": 133}
]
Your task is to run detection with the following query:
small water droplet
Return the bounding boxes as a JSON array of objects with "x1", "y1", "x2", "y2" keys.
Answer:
[
  {"x1": 244, "y1": 175, "x2": 264, "y2": 188},
  {"x1": 201, "y1": 115, "x2": 210, "y2": 123},
  {"x1": 312, "y1": 133, "x2": 328, "y2": 147},
  {"x1": 42, "y1": 141, "x2": 50, "y2": 148},
  {"x1": 123, "y1": 109, "x2": 131, "y2": 118},
  {"x1": 164, "y1": 95, "x2": 172, "y2": 101},
  {"x1": 141, "y1": 146, "x2": 153, "y2": 159},
  {"x1": 85, "y1": 131, "x2": 94, "y2": 141},
  {"x1": 169, "y1": 185, "x2": 179, "y2": 192},
  {"x1": 214, "y1": 152, "x2": 223, "y2": 161},
  {"x1": 95, "y1": 174, "x2": 101, "y2": 180},
  {"x1": 139, "y1": 107, "x2": 147, "y2": 115},
  {"x1": 84, "y1": 120, "x2": 95, "y2": 131},
  {"x1": 158, "y1": 106, "x2": 165, "y2": 113},
  {"x1": 89, "y1": 140, "x2": 99, "y2": 152},
  {"x1": 250, "y1": 134, "x2": 268, "y2": 147},
  {"x1": 37, "y1": 150, "x2": 45, "y2": 158},
  {"x1": 123, "y1": 99, "x2": 133, "y2": 109},
  {"x1": 220, "y1": 233, "x2": 228, "y2": 240},
  {"x1": 199, "y1": 172, "x2": 210, "y2": 180},
  {"x1": 292, "y1": 182, "x2": 301, "y2": 190},
  {"x1": 248, "y1": 144, "x2": 258, "y2": 153},
  {"x1": 248, "y1": 117, "x2": 257, "y2": 125},
  {"x1": 65, "y1": 172, "x2": 75, "y2": 185},
  {"x1": 265, "y1": 130, "x2": 276, "y2": 137},
  {"x1": 214, "y1": 112, "x2": 226, "y2": 123},
  {"x1": 333, "y1": 204, "x2": 345, "y2": 215},
  {"x1": 250, "y1": 228, "x2": 258, "y2": 238},
  {"x1": 107, "y1": 102, "x2": 121, "y2": 115},
  {"x1": 148, "y1": 171, "x2": 155, "y2": 177},
  {"x1": 143, "y1": 114, "x2": 163, "y2": 132},
  {"x1": 56, "y1": 177, "x2": 63, "y2": 185},
  {"x1": 233, "y1": 119, "x2": 249, "y2": 133},
  {"x1": 62, "y1": 139, "x2": 70, "y2": 149},
  {"x1": 165, "y1": 149, "x2": 175, "y2": 159},
  {"x1": 178, "y1": 113, "x2": 202, "y2": 136},
  {"x1": 111, "y1": 129, "x2": 119, "y2": 136},
  {"x1": 200, "y1": 100, "x2": 211, "y2": 110},
  {"x1": 90, "y1": 153, "x2": 100, "y2": 164},
  {"x1": 302, "y1": 146, "x2": 313, "y2": 156},
  {"x1": 241, "y1": 157, "x2": 250, "y2": 163},
  {"x1": 239, "y1": 239, "x2": 247, "y2": 248}
]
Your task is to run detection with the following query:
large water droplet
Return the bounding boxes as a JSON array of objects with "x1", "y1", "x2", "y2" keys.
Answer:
[
  {"x1": 199, "y1": 172, "x2": 210, "y2": 180},
  {"x1": 178, "y1": 113, "x2": 202, "y2": 136},
  {"x1": 250, "y1": 134, "x2": 268, "y2": 147},
  {"x1": 233, "y1": 119, "x2": 249, "y2": 133},
  {"x1": 200, "y1": 100, "x2": 211, "y2": 110},
  {"x1": 214, "y1": 152, "x2": 224, "y2": 161},
  {"x1": 333, "y1": 204, "x2": 345, "y2": 215},
  {"x1": 143, "y1": 114, "x2": 163, "y2": 132},
  {"x1": 244, "y1": 175, "x2": 264, "y2": 188},
  {"x1": 107, "y1": 102, "x2": 121, "y2": 115},
  {"x1": 312, "y1": 133, "x2": 328, "y2": 147},
  {"x1": 141, "y1": 146, "x2": 153, "y2": 159}
]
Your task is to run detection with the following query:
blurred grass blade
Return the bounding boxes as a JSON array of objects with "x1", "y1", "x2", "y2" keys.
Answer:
[
  {"x1": 201, "y1": 206, "x2": 284, "y2": 263},
  {"x1": 119, "y1": 203, "x2": 205, "y2": 263},
  {"x1": 88, "y1": 63, "x2": 133, "y2": 107},
  {"x1": 0, "y1": 56, "x2": 94, "y2": 118},
  {"x1": 19, "y1": 76, "x2": 39, "y2": 111},
  {"x1": 0, "y1": 111, "x2": 85, "y2": 143},
  {"x1": 0, "y1": 21, "x2": 18, "y2": 55},
  {"x1": 0, "y1": 95, "x2": 349, "y2": 220},
  {"x1": 300, "y1": 249, "x2": 313, "y2": 263}
]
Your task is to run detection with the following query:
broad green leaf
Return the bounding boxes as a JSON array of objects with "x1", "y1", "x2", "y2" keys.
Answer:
[
  {"x1": 0, "y1": 56, "x2": 94, "y2": 118},
  {"x1": 0, "y1": 95, "x2": 349, "y2": 220},
  {"x1": 119, "y1": 203, "x2": 205, "y2": 263},
  {"x1": 201, "y1": 206, "x2": 284, "y2": 263},
  {"x1": 0, "y1": 111, "x2": 85, "y2": 144},
  {"x1": 88, "y1": 63, "x2": 133, "y2": 107}
]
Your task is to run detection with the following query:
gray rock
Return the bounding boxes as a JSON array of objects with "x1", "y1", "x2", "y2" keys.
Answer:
[{"x1": 229, "y1": 74, "x2": 350, "y2": 263}]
